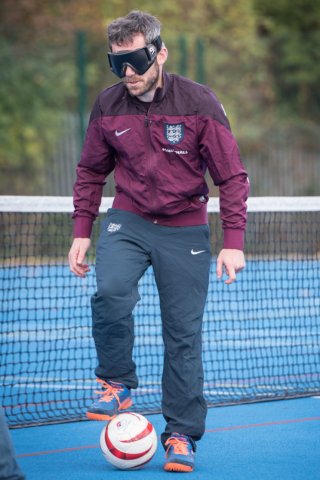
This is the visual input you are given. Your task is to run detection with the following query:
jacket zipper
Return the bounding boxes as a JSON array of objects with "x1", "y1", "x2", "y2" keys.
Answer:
[{"x1": 144, "y1": 108, "x2": 158, "y2": 216}]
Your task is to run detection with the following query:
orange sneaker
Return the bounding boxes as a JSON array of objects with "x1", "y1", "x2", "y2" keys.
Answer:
[
  {"x1": 164, "y1": 433, "x2": 195, "y2": 472},
  {"x1": 86, "y1": 379, "x2": 132, "y2": 421}
]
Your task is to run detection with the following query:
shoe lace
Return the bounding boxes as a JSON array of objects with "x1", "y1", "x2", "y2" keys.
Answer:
[
  {"x1": 94, "y1": 379, "x2": 123, "y2": 404},
  {"x1": 165, "y1": 436, "x2": 190, "y2": 456}
]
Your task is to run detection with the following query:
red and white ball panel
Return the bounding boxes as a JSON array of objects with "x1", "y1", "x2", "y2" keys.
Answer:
[{"x1": 100, "y1": 412, "x2": 158, "y2": 469}]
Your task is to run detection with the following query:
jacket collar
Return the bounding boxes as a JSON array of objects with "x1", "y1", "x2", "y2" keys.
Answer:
[{"x1": 153, "y1": 70, "x2": 170, "y2": 102}]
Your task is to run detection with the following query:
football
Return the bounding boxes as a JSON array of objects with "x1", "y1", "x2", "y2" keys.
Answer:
[{"x1": 100, "y1": 412, "x2": 158, "y2": 469}]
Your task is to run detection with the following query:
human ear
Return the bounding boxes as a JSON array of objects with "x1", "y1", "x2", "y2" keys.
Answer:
[{"x1": 157, "y1": 47, "x2": 168, "y2": 66}]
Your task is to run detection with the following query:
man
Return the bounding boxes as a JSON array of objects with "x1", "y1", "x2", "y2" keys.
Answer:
[
  {"x1": 0, "y1": 406, "x2": 25, "y2": 480},
  {"x1": 68, "y1": 10, "x2": 249, "y2": 473}
]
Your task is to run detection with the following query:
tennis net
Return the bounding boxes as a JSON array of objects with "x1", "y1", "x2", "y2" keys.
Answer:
[{"x1": 1, "y1": 196, "x2": 320, "y2": 427}]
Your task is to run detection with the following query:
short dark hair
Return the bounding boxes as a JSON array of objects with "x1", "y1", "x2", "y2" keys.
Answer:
[{"x1": 107, "y1": 10, "x2": 161, "y2": 47}]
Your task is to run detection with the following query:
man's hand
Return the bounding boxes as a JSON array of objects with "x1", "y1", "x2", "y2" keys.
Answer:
[
  {"x1": 68, "y1": 238, "x2": 91, "y2": 277},
  {"x1": 216, "y1": 249, "x2": 245, "y2": 285}
]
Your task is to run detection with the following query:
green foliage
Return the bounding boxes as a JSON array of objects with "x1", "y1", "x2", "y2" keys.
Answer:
[
  {"x1": 0, "y1": 0, "x2": 319, "y2": 194},
  {"x1": 0, "y1": 38, "x2": 75, "y2": 194},
  {"x1": 254, "y1": 0, "x2": 320, "y2": 119}
]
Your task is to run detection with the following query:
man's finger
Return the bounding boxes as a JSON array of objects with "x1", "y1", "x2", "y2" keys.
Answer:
[
  {"x1": 68, "y1": 238, "x2": 91, "y2": 277},
  {"x1": 69, "y1": 252, "x2": 79, "y2": 273},
  {"x1": 234, "y1": 265, "x2": 243, "y2": 274},
  {"x1": 68, "y1": 251, "x2": 88, "y2": 277},
  {"x1": 225, "y1": 265, "x2": 236, "y2": 284},
  {"x1": 77, "y1": 247, "x2": 87, "y2": 266},
  {"x1": 216, "y1": 257, "x2": 223, "y2": 279},
  {"x1": 71, "y1": 264, "x2": 90, "y2": 278}
]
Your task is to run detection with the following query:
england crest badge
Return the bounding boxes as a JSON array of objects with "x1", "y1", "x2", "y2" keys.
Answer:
[{"x1": 164, "y1": 123, "x2": 185, "y2": 145}]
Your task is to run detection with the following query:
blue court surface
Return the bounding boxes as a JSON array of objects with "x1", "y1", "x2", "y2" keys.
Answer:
[{"x1": 12, "y1": 397, "x2": 320, "y2": 480}]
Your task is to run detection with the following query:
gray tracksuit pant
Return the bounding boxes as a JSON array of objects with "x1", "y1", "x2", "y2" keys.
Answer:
[
  {"x1": 0, "y1": 407, "x2": 25, "y2": 480},
  {"x1": 91, "y1": 209, "x2": 211, "y2": 447}
]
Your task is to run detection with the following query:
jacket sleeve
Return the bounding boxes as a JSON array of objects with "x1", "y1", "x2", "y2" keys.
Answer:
[
  {"x1": 198, "y1": 96, "x2": 249, "y2": 250},
  {"x1": 72, "y1": 96, "x2": 116, "y2": 238}
]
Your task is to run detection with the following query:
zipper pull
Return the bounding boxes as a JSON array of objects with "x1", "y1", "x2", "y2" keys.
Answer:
[{"x1": 144, "y1": 117, "x2": 149, "y2": 127}]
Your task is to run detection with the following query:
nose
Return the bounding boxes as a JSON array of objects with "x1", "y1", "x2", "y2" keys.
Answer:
[{"x1": 123, "y1": 64, "x2": 136, "y2": 77}]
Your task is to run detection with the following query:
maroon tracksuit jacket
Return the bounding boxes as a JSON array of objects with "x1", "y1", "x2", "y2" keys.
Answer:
[{"x1": 73, "y1": 71, "x2": 249, "y2": 249}]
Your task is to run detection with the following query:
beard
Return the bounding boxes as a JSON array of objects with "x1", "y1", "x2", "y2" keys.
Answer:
[{"x1": 123, "y1": 61, "x2": 161, "y2": 98}]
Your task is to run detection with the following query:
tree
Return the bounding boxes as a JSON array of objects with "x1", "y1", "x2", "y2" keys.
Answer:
[{"x1": 254, "y1": 0, "x2": 320, "y2": 120}]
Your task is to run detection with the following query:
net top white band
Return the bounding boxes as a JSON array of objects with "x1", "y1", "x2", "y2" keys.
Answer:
[{"x1": 0, "y1": 196, "x2": 319, "y2": 213}]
